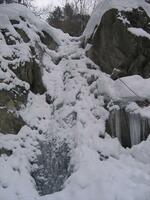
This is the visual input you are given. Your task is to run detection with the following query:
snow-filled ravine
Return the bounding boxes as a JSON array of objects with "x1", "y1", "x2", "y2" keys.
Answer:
[{"x1": 1, "y1": 2, "x2": 150, "y2": 200}]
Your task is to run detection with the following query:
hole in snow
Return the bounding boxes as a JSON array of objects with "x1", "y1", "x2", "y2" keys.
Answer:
[{"x1": 31, "y1": 138, "x2": 72, "y2": 196}]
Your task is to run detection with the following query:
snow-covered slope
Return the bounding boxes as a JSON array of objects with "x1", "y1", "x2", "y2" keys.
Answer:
[
  {"x1": 0, "y1": 3, "x2": 150, "y2": 200},
  {"x1": 84, "y1": 0, "x2": 150, "y2": 41}
]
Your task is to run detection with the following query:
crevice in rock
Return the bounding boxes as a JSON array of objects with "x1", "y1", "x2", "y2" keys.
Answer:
[
  {"x1": 19, "y1": 16, "x2": 26, "y2": 22},
  {"x1": 8, "y1": 60, "x2": 46, "y2": 95},
  {"x1": 86, "y1": 7, "x2": 150, "y2": 78},
  {"x1": 0, "y1": 108, "x2": 25, "y2": 135},
  {"x1": 29, "y1": 61, "x2": 46, "y2": 94}
]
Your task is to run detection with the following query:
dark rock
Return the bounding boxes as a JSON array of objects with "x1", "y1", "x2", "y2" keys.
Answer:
[
  {"x1": 8, "y1": 60, "x2": 46, "y2": 95},
  {"x1": 37, "y1": 31, "x2": 58, "y2": 50},
  {"x1": 14, "y1": 27, "x2": 30, "y2": 43},
  {"x1": 0, "y1": 148, "x2": 12, "y2": 156},
  {"x1": 0, "y1": 108, "x2": 25, "y2": 134},
  {"x1": 136, "y1": 99, "x2": 150, "y2": 107},
  {"x1": 10, "y1": 19, "x2": 20, "y2": 25},
  {"x1": 1, "y1": 28, "x2": 17, "y2": 45},
  {"x1": 0, "y1": 86, "x2": 28, "y2": 109},
  {"x1": 98, "y1": 151, "x2": 109, "y2": 161},
  {"x1": 30, "y1": 61, "x2": 46, "y2": 94},
  {"x1": 87, "y1": 8, "x2": 150, "y2": 78},
  {"x1": 29, "y1": 46, "x2": 37, "y2": 57}
]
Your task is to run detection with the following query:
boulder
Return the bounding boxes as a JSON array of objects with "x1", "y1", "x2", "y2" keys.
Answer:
[{"x1": 86, "y1": 8, "x2": 150, "y2": 78}]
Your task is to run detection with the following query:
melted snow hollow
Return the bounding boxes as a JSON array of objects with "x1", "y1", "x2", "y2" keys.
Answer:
[{"x1": 0, "y1": 3, "x2": 150, "y2": 200}]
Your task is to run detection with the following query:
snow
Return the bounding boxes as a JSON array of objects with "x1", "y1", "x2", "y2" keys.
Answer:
[
  {"x1": 0, "y1": 2, "x2": 150, "y2": 200},
  {"x1": 0, "y1": 126, "x2": 41, "y2": 200},
  {"x1": 128, "y1": 27, "x2": 150, "y2": 39},
  {"x1": 98, "y1": 74, "x2": 150, "y2": 102}
]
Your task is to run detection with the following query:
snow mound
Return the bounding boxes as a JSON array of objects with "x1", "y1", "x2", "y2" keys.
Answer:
[{"x1": 98, "y1": 74, "x2": 150, "y2": 101}]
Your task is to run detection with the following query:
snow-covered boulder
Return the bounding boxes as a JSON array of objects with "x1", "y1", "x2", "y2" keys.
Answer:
[{"x1": 84, "y1": 0, "x2": 150, "y2": 79}]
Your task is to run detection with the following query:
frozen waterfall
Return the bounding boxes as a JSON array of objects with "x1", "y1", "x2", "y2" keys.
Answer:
[{"x1": 106, "y1": 105, "x2": 150, "y2": 147}]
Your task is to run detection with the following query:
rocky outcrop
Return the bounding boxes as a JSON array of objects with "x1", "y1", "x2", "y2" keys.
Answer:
[
  {"x1": 0, "y1": 6, "x2": 59, "y2": 135},
  {"x1": 86, "y1": 7, "x2": 150, "y2": 79}
]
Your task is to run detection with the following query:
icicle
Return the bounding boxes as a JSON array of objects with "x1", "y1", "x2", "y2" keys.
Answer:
[
  {"x1": 114, "y1": 109, "x2": 121, "y2": 142},
  {"x1": 107, "y1": 106, "x2": 150, "y2": 147},
  {"x1": 128, "y1": 112, "x2": 141, "y2": 146}
]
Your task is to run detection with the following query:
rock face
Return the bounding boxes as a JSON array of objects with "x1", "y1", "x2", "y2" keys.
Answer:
[
  {"x1": 0, "y1": 5, "x2": 59, "y2": 134},
  {"x1": 87, "y1": 7, "x2": 150, "y2": 78}
]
